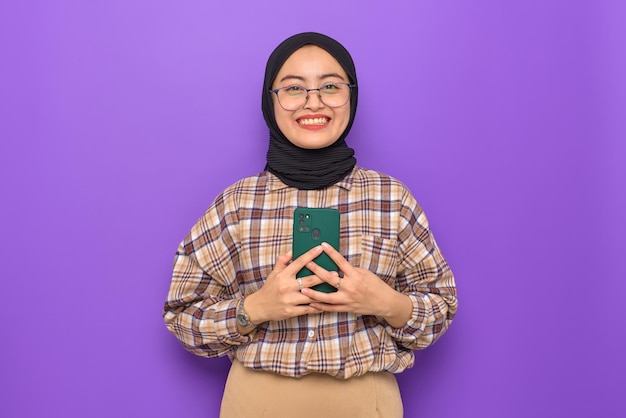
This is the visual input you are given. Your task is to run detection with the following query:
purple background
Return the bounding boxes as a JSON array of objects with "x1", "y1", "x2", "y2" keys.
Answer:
[{"x1": 1, "y1": 1, "x2": 624, "y2": 417}]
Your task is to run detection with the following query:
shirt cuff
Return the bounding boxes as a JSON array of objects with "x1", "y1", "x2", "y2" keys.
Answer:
[
  {"x1": 212, "y1": 299, "x2": 256, "y2": 345},
  {"x1": 384, "y1": 293, "x2": 432, "y2": 343}
]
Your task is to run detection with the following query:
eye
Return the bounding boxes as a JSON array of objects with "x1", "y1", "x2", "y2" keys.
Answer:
[
  {"x1": 321, "y1": 83, "x2": 341, "y2": 93},
  {"x1": 283, "y1": 85, "x2": 306, "y2": 96}
]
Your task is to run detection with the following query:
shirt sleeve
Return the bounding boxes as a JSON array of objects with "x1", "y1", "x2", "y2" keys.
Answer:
[
  {"x1": 384, "y1": 189, "x2": 458, "y2": 350},
  {"x1": 162, "y1": 194, "x2": 253, "y2": 357}
]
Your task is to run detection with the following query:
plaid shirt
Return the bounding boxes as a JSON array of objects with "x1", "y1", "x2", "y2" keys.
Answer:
[{"x1": 163, "y1": 166, "x2": 457, "y2": 379}]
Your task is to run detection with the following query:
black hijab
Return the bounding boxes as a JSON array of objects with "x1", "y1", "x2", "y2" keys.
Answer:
[{"x1": 262, "y1": 32, "x2": 358, "y2": 190}]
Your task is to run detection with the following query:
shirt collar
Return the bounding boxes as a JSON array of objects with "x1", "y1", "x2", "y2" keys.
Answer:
[{"x1": 266, "y1": 166, "x2": 358, "y2": 192}]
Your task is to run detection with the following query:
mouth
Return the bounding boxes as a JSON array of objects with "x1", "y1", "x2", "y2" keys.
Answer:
[{"x1": 297, "y1": 116, "x2": 330, "y2": 126}]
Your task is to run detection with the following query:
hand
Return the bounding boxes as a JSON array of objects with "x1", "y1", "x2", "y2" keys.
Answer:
[
  {"x1": 244, "y1": 245, "x2": 326, "y2": 324},
  {"x1": 302, "y1": 242, "x2": 413, "y2": 328}
]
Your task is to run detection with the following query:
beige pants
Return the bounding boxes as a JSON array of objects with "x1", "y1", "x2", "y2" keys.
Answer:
[{"x1": 220, "y1": 360, "x2": 403, "y2": 418}]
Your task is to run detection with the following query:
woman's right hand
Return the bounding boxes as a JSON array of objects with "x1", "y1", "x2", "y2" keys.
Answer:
[{"x1": 243, "y1": 245, "x2": 326, "y2": 325}]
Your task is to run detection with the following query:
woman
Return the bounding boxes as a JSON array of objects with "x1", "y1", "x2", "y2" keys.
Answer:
[{"x1": 163, "y1": 32, "x2": 457, "y2": 418}]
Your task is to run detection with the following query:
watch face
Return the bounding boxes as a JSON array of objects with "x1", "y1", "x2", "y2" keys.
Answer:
[{"x1": 237, "y1": 298, "x2": 252, "y2": 327}]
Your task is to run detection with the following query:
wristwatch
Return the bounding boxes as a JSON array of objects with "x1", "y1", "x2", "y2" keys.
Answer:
[{"x1": 236, "y1": 297, "x2": 255, "y2": 328}]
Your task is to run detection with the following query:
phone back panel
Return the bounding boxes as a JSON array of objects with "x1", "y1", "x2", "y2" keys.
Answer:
[{"x1": 292, "y1": 207, "x2": 340, "y2": 293}]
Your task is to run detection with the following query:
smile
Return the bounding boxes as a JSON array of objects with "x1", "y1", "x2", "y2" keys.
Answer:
[{"x1": 297, "y1": 117, "x2": 329, "y2": 126}]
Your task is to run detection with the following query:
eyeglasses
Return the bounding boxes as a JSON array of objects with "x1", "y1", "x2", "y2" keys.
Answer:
[{"x1": 269, "y1": 82, "x2": 356, "y2": 111}]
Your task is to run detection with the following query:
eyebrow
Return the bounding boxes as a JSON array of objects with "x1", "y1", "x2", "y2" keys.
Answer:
[{"x1": 278, "y1": 72, "x2": 346, "y2": 83}]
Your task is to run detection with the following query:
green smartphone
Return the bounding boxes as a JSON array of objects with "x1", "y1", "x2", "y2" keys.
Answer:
[{"x1": 292, "y1": 207, "x2": 340, "y2": 293}]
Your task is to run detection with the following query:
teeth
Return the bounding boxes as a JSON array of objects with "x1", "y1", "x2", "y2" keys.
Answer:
[{"x1": 299, "y1": 117, "x2": 328, "y2": 126}]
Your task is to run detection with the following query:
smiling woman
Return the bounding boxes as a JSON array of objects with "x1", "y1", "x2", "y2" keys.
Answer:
[
  {"x1": 268, "y1": 59, "x2": 351, "y2": 140},
  {"x1": 163, "y1": 32, "x2": 457, "y2": 418},
  {"x1": 270, "y1": 45, "x2": 352, "y2": 149}
]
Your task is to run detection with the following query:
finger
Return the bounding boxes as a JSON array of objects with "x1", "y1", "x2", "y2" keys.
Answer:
[
  {"x1": 308, "y1": 301, "x2": 347, "y2": 313},
  {"x1": 305, "y1": 261, "x2": 342, "y2": 289},
  {"x1": 291, "y1": 304, "x2": 324, "y2": 316},
  {"x1": 301, "y1": 287, "x2": 339, "y2": 304},
  {"x1": 320, "y1": 242, "x2": 354, "y2": 274},
  {"x1": 299, "y1": 273, "x2": 325, "y2": 289},
  {"x1": 291, "y1": 290, "x2": 327, "y2": 310},
  {"x1": 286, "y1": 245, "x2": 323, "y2": 274},
  {"x1": 273, "y1": 252, "x2": 293, "y2": 273}
]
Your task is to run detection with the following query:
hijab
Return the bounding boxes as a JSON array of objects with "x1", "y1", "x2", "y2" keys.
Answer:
[{"x1": 262, "y1": 32, "x2": 358, "y2": 190}]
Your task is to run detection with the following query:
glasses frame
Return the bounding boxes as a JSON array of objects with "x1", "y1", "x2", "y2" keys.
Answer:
[{"x1": 269, "y1": 82, "x2": 356, "y2": 111}]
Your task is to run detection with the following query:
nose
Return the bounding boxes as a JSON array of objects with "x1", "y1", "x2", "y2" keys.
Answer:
[{"x1": 304, "y1": 89, "x2": 325, "y2": 110}]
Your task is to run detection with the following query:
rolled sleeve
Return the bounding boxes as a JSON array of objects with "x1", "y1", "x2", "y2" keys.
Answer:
[
  {"x1": 385, "y1": 291, "x2": 456, "y2": 349},
  {"x1": 163, "y1": 194, "x2": 251, "y2": 357},
  {"x1": 386, "y1": 190, "x2": 458, "y2": 349}
]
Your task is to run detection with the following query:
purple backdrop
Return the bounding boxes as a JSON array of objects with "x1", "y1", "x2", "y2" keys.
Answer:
[{"x1": 1, "y1": 1, "x2": 624, "y2": 417}]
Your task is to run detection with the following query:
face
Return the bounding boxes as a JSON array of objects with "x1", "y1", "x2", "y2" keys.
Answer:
[{"x1": 271, "y1": 45, "x2": 351, "y2": 149}]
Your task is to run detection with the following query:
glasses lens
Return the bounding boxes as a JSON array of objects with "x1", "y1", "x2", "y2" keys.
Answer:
[
  {"x1": 320, "y1": 83, "x2": 351, "y2": 108},
  {"x1": 276, "y1": 83, "x2": 351, "y2": 110},
  {"x1": 277, "y1": 86, "x2": 306, "y2": 110}
]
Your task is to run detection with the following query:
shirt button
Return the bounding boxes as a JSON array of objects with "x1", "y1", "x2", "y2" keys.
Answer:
[{"x1": 307, "y1": 330, "x2": 315, "y2": 338}]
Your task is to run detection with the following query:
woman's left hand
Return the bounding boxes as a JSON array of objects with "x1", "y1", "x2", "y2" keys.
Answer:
[{"x1": 302, "y1": 242, "x2": 413, "y2": 328}]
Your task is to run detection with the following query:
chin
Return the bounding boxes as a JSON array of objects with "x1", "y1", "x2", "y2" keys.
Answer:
[
  {"x1": 294, "y1": 138, "x2": 338, "y2": 149},
  {"x1": 289, "y1": 130, "x2": 341, "y2": 149}
]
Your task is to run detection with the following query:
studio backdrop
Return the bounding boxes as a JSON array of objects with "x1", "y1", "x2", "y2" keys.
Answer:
[{"x1": 1, "y1": 1, "x2": 624, "y2": 417}]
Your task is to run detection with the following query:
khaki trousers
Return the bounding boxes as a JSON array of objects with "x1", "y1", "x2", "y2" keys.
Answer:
[{"x1": 220, "y1": 360, "x2": 403, "y2": 418}]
